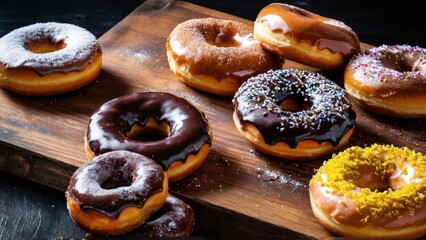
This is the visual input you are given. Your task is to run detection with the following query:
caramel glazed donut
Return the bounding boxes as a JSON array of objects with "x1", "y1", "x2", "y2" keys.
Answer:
[
  {"x1": 254, "y1": 3, "x2": 360, "y2": 70},
  {"x1": 85, "y1": 92, "x2": 213, "y2": 182},
  {"x1": 0, "y1": 22, "x2": 102, "y2": 95},
  {"x1": 233, "y1": 69, "x2": 356, "y2": 160},
  {"x1": 166, "y1": 17, "x2": 283, "y2": 96},
  {"x1": 344, "y1": 44, "x2": 426, "y2": 118},
  {"x1": 310, "y1": 144, "x2": 426, "y2": 239},
  {"x1": 65, "y1": 150, "x2": 169, "y2": 235}
]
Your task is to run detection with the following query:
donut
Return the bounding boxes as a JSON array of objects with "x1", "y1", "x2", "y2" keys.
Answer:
[
  {"x1": 344, "y1": 44, "x2": 426, "y2": 118},
  {"x1": 254, "y1": 3, "x2": 360, "y2": 70},
  {"x1": 85, "y1": 92, "x2": 213, "y2": 182},
  {"x1": 0, "y1": 22, "x2": 102, "y2": 96},
  {"x1": 232, "y1": 69, "x2": 356, "y2": 160},
  {"x1": 65, "y1": 150, "x2": 168, "y2": 235},
  {"x1": 134, "y1": 194, "x2": 195, "y2": 237},
  {"x1": 166, "y1": 18, "x2": 283, "y2": 96},
  {"x1": 309, "y1": 144, "x2": 426, "y2": 239}
]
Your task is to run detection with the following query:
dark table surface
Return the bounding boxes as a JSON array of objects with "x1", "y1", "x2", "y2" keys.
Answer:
[{"x1": 1, "y1": 0, "x2": 425, "y2": 239}]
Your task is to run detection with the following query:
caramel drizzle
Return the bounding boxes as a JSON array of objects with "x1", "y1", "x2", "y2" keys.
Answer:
[{"x1": 256, "y1": 3, "x2": 360, "y2": 57}]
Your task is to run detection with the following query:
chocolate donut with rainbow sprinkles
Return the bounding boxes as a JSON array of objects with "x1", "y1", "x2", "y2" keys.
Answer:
[{"x1": 233, "y1": 69, "x2": 356, "y2": 160}]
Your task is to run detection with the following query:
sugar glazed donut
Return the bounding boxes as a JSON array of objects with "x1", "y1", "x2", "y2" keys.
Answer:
[
  {"x1": 0, "y1": 22, "x2": 102, "y2": 95},
  {"x1": 233, "y1": 69, "x2": 356, "y2": 160},
  {"x1": 166, "y1": 18, "x2": 283, "y2": 96},
  {"x1": 65, "y1": 150, "x2": 168, "y2": 235},
  {"x1": 85, "y1": 92, "x2": 213, "y2": 182},
  {"x1": 309, "y1": 144, "x2": 426, "y2": 239},
  {"x1": 344, "y1": 44, "x2": 426, "y2": 118},
  {"x1": 134, "y1": 194, "x2": 195, "y2": 237},
  {"x1": 254, "y1": 3, "x2": 360, "y2": 70}
]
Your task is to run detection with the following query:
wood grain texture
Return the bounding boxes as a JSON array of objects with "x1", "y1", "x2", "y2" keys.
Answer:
[{"x1": 0, "y1": 0, "x2": 425, "y2": 238}]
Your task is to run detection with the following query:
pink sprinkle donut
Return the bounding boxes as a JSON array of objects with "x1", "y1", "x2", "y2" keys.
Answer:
[
  {"x1": 0, "y1": 22, "x2": 102, "y2": 95},
  {"x1": 344, "y1": 44, "x2": 426, "y2": 118}
]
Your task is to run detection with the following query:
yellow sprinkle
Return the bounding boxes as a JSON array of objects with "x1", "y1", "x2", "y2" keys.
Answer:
[{"x1": 310, "y1": 144, "x2": 426, "y2": 223}]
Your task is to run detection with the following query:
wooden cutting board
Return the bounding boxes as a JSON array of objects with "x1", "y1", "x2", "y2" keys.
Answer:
[{"x1": 1, "y1": 0, "x2": 425, "y2": 238}]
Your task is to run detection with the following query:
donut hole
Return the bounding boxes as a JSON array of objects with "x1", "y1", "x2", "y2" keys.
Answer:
[
  {"x1": 25, "y1": 37, "x2": 66, "y2": 54},
  {"x1": 357, "y1": 166, "x2": 392, "y2": 192},
  {"x1": 101, "y1": 176, "x2": 132, "y2": 190},
  {"x1": 207, "y1": 30, "x2": 240, "y2": 48},
  {"x1": 279, "y1": 98, "x2": 311, "y2": 112},
  {"x1": 101, "y1": 158, "x2": 134, "y2": 190},
  {"x1": 127, "y1": 117, "x2": 170, "y2": 141},
  {"x1": 380, "y1": 51, "x2": 413, "y2": 72}
]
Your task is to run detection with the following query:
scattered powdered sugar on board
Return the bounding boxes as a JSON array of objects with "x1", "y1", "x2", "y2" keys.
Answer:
[
  {"x1": 255, "y1": 167, "x2": 307, "y2": 190},
  {"x1": 110, "y1": 47, "x2": 166, "y2": 71}
]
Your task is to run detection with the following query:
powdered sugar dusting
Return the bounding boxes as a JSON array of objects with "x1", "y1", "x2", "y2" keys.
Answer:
[
  {"x1": 74, "y1": 151, "x2": 162, "y2": 198},
  {"x1": 256, "y1": 167, "x2": 306, "y2": 189},
  {"x1": 137, "y1": 194, "x2": 193, "y2": 237},
  {"x1": 67, "y1": 150, "x2": 164, "y2": 218},
  {"x1": 0, "y1": 22, "x2": 100, "y2": 75}
]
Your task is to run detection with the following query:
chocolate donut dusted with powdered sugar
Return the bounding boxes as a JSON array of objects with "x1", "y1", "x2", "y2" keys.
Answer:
[
  {"x1": 135, "y1": 194, "x2": 195, "y2": 237},
  {"x1": 65, "y1": 150, "x2": 168, "y2": 235}
]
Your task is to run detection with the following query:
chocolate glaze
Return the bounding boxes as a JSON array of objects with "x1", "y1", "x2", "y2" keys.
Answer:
[
  {"x1": 256, "y1": 3, "x2": 360, "y2": 58},
  {"x1": 233, "y1": 69, "x2": 356, "y2": 148},
  {"x1": 135, "y1": 194, "x2": 194, "y2": 237},
  {"x1": 65, "y1": 150, "x2": 165, "y2": 219},
  {"x1": 86, "y1": 92, "x2": 212, "y2": 170}
]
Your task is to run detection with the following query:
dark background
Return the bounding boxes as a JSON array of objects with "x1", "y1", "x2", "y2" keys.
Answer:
[
  {"x1": 0, "y1": 0, "x2": 425, "y2": 239},
  {"x1": 1, "y1": 0, "x2": 425, "y2": 46}
]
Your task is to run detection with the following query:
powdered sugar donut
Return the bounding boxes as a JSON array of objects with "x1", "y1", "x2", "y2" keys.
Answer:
[
  {"x1": 0, "y1": 22, "x2": 102, "y2": 95},
  {"x1": 344, "y1": 44, "x2": 426, "y2": 118}
]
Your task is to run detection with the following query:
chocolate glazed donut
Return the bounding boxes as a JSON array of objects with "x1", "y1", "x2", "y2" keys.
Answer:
[{"x1": 85, "y1": 92, "x2": 213, "y2": 181}]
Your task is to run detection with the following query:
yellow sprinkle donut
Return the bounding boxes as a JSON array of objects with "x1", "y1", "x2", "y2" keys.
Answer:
[{"x1": 309, "y1": 144, "x2": 426, "y2": 239}]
